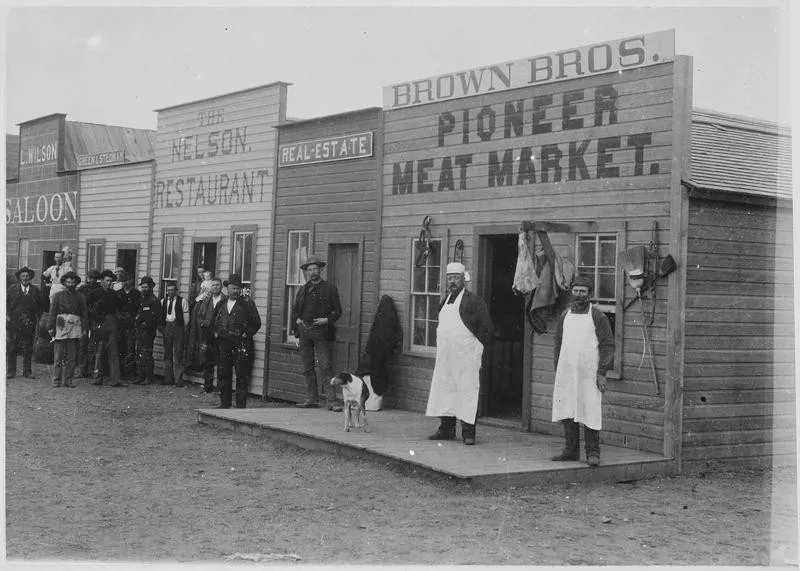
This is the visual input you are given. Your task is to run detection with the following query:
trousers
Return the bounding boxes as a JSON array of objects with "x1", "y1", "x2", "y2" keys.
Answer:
[
  {"x1": 298, "y1": 326, "x2": 337, "y2": 404},
  {"x1": 92, "y1": 318, "x2": 121, "y2": 383},
  {"x1": 163, "y1": 323, "x2": 185, "y2": 384},
  {"x1": 217, "y1": 338, "x2": 253, "y2": 408},
  {"x1": 7, "y1": 327, "x2": 35, "y2": 376},
  {"x1": 52, "y1": 338, "x2": 79, "y2": 386}
]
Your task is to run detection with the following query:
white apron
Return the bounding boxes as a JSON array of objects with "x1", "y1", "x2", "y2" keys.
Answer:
[
  {"x1": 425, "y1": 290, "x2": 484, "y2": 425},
  {"x1": 551, "y1": 305, "x2": 603, "y2": 430},
  {"x1": 54, "y1": 314, "x2": 83, "y2": 340}
]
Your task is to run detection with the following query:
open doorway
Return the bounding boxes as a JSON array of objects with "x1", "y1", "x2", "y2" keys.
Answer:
[
  {"x1": 481, "y1": 234, "x2": 525, "y2": 420},
  {"x1": 192, "y1": 241, "x2": 218, "y2": 280},
  {"x1": 116, "y1": 247, "x2": 138, "y2": 277}
]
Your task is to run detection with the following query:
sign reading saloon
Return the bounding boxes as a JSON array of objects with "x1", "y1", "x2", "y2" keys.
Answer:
[
  {"x1": 383, "y1": 30, "x2": 675, "y2": 110},
  {"x1": 279, "y1": 132, "x2": 373, "y2": 167},
  {"x1": 6, "y1": 191, "x2": 78, "y2": 225}
]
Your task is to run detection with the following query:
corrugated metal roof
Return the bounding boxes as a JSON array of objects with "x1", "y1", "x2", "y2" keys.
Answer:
[
  {"x1": 690, "y1": 108, "x2": 793, "y2": 200},
  {"x1": 63, "y1": 122, "x2": 156, "y2": 171},
  {"x1": 6, "y1": 134, "x2": 20, "y2": 181}
]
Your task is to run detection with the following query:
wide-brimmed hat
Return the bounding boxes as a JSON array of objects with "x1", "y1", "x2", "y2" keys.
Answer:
[
  {"x1": 87, "y1": 269, "x2": 102, "y2": 280},
  {"x1": 139, "y1": 276, "x2": 155, "y2": 287},
  {"x1": 15, "y1": 266, "x2": 35, "y2": 279},
  {"x1": 571, "y1": 275, "x2": 594, "y2": 291},
  {"x1": 300, "y1": 255, "x2": 326, "y2": 270},
  {"x1": 223, "y1": 274, "x2": 244, "y2": 288},
  {"x1": 100, "y1": 269, "x2": 117, "y2": 280},
  {"x1": 60, "y1": 271, "x2": 81, "y2": 285}
]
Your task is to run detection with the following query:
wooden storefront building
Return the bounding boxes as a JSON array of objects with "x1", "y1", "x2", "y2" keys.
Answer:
[
  {"x1": 375, "y1": 30, "x2": 794, "y2": 470},
  {"x1": 147, "y1": 82, "x2": 289, "y2": 392},
  {"x1": 266, "y1": 108, "x2": 383, "y2": 401}
]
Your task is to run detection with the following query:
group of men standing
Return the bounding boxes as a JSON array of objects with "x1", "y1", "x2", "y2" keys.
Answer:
[{"x1": 6, "y1": 259, "x2": 262, "y2": 409}]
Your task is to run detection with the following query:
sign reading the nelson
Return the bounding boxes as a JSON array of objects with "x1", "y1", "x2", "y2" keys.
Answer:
[{"x1": 383, "y1": 30, "x2": 674, "y2": 109}]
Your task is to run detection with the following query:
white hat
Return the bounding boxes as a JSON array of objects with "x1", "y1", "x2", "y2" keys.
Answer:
[{"x1": 446, "y1": 262, "x2": 466, "y2": 275}]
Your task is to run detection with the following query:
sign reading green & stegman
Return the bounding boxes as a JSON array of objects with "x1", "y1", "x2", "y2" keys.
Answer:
[{"x1": 278, "y1": 132, "x2": 373, "y2": 167}]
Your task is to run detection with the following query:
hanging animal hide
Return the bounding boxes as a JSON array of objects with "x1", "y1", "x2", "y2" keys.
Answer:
[{"x1": 355, "y1": 295, "x2": 403, "y2": 396}]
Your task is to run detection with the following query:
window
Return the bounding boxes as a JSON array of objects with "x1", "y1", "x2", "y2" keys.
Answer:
[
  {"x1": 411, "y1": 238, "x2": 443, "y2": 350},
  {"x1": 162, "y1": 233, "x2": 181, "y2": 281},
  {"x1": 576, "y1": 234, "x2": 617, "y2": 312},
  {"x1": 232, "y1": 231, "x2": 254, "y2": 283},
  {"x1": 86, "y1": 240, "x2": 104, "y2": 274},
  {"x1": 284, "y1": 230, "x2": 311, "y2": 343},
  {"x1": 18, "y1": 238, "x2": 29, "y2": 269}
]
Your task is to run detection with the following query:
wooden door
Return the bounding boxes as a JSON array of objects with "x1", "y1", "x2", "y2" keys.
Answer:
[{"x1": 327, "y1": 243, "x2": 362, "y2": 374}]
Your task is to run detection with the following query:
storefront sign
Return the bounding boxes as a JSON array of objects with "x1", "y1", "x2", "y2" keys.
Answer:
[
  {"x1": 77, "y1": 150, "x2": 126, "y2": 169},
  {"x1": 19, "y1": 141, "x2": 59, "y2": 166},
  {"x1": 278, "y1": 132, "x2": 374, "y2": 167},
  {"x1": 384, "y1": 30, "x2": 675, "y2": 110},
  {"x1": 6, "y1": 191, "x2": 78, "y2": 225}
]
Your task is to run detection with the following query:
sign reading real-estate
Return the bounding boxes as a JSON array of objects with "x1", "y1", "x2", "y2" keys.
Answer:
[
  {"x1": 383, "y1": 30, "x2": 675, "y2": 110},
  {"x1": 278, "y1": 132, "x2": 374, "y2": 167}
]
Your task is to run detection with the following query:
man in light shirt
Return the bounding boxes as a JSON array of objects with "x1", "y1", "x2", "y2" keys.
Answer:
[
  {"x1": 161, "y1": 281, "x2": 189, "y2": 387},
  {"x1": 197, "y1": 278, "x2": 226, "y2": 394}
]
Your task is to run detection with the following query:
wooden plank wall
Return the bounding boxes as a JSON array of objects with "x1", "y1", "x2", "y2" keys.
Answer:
[
  {"x1": 77, "y1": 162, "x2": 154, "y2": 279},
  {"x1": 682, "y1": 198, "x2": 796, "y2": 469},
  {"x1": 267, "y1": 110, "x2": 381, "y2": 401},
  {"x1": 148, "y1": 84, "x2": 287, "y2": 392},
  {"x1": 380, "y1": 63, "x2": 677, "y2": 453}
]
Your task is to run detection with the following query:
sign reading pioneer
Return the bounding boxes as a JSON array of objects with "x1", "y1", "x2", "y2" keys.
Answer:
[
  {"x1": 278, "y1": 132, "x2": 374, "y2": 167},
  {"x1": 383, "y1": 30, "x2": 675, "y2": 110}
]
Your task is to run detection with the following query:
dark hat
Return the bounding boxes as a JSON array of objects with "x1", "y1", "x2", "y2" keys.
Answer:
[
  {"x1": 100, "y1": 269, "x2": 116, "y2": 280},
  {"x1": 15, "y1": 266, "x2": 35, "y2": 279},
  {"x1": 223, "y1": 274, "x2": 243, "y2": 287},
  {"x1": 60, "y1": 271, "x2": 81, "y2": 285},
  {"x1": 300, "y1": 254, "x2": 326, "y2": 270},
  {"x1": 139, "y1": 276, "x2": 155, "y2": 287},
  {"x1": 571, "y1": 275, "x2": 594, "y2": 291},
  {"x1": 87, "y1": 269, "x2": 102, "y2": 280}
]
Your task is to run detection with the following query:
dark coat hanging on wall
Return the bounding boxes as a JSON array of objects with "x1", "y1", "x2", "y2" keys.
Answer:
[{"x1": 356, "y1": 295, "x2": 403, "y2": 396}]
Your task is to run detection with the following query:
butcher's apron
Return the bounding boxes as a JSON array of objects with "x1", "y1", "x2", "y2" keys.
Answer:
[
  {"x1": 551, "y1": 305, "x2": 602, "y2": 430},
  {"x1": 425, "y1": 290, "x2": 484, "y2": 424},
  {"x1": 54, "y1": 314, "x2": 83, "y2": 341}
]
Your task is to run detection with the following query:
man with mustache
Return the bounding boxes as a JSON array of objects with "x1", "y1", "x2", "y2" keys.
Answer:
[
  {"x1": 47, "y1": 271, "x2": 88, "y2": 388},
  {"x1": 6, "y1": 267, "x2": 43, "y2": 379},
  {"x1": 551, "y1": 275, "x2": 615, "y2": 467},
  {"x1": 134, "y1": 276, "x2": 162, "y2": 386},
  {"x1": 85, "y1": 269, "x2": 125, "y2": 387},
  {"x1": 425, "y1": 262, "x2": 492, "y2": 445}
]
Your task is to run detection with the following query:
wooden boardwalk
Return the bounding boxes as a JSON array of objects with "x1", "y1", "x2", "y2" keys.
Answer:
[{"x1": 197, "y1": 407, "x2": 673, "y2": 489}]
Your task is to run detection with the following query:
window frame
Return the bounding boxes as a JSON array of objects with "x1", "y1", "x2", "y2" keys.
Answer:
[
  {"x1": 230, "y1": 224, "x2": 258, "y2": 299},
  {"x1": 86, "y1": 239, "x2": 105, "y2": 275},
  {"x1": 407, "y1": 233, "x2": 448, "y2": 356},
  {"x1": 283, "y1": 229, "x2": 312, "y2": 344}
]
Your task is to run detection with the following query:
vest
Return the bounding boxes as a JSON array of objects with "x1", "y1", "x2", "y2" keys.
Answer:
[{"x1": 162, "y1": 295, "x2": 186, "y2": 327}]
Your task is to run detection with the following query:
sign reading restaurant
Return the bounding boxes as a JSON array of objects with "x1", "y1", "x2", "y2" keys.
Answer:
[
  {"x1": 383, "y1": 30, "x2": 675, "y2": 109},
  {"x1": 77, "y1": 150, "x2": 126, "y2": 169},
  {"x1": 279, "y1": 132, "x2": 373, "y2": 167}
]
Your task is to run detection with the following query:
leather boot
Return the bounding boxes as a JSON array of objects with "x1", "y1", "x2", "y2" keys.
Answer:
[
  {"x1": 428, "y1": 416, "x2": 456, "y2": 440},
  {"x1": 461, "y1": 420, "x2": 476, "y2": 445},
  {"x1": 551, "y1": 419, "x2": 580, "y2": 461},
  {"x1": 584, "y1": 427, "x2": 601, "y2": 467}
]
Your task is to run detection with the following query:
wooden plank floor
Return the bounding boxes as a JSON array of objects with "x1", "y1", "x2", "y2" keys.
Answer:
[{"x1": 196, "y1": 407, "x2": 673, "y2": 488}]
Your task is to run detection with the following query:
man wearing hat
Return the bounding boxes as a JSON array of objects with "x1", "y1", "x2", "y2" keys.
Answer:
[
  {"x1": 47, "y1": 271, "x2": 88, "y2": 388},
  {"x1": 425, "y1": 262, "x2": 492, "y2": 445},
  {"x1": 161, "y1": 281, "x2": 189, "y2": 386},
  {"x1": 85, "y1": 269, "x2": 125, "y2": 386},
  {"x1": 134, "y1": 276, "x2": 161, "y2": 385},
  {"x1": 551, "y1": 275, "x2": 615, "y2": 467},
  {"x1": 6, "y1": 267, "x2": 43, "y2": 379},
  {"x1": 213, "y1": 274, "x2": 262, "y2": 408},
  {"x1": 116, "y1": 272, "x2": 142, "y2": 379},
  {"x1": 77, "y1": 269, "x2": 103, "y2": 378},
  {"x1": 290, "y1": 255, "x2": 343, "y2": 410}
]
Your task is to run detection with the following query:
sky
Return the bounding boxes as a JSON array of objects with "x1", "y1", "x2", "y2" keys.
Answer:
[{"x1": 1, "y1": 1, "x2": 794, "y2": 134}]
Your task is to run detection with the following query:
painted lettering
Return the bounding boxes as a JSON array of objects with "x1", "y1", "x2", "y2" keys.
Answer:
[
  {"x1": 392, "y1": 162, "x2": 414, "y2": 195},
  {"x1": 619, "y1": 37, "x2": 646, "y2": 67},
  {"x1": 597, "y1": 136, "x2": 621, "y2": 178},
  {"x1": 562, "y1": 89, "x2": 584, "y2": 131},
  {"x1": 540, "y1": 144, "x2": 563, "y2": 182},
  {"x1": 488, "y1": 149, "x2": 514, "y2": 187},
  {"x1": 504, "y1": 101, "x2": 524, "y2": 139},
  {"x1": 594, "y1": 85, "x2": 618, "y2": 126},
  {"x1": 556, "y1": 49, "x2": 583, "y2": 80}
]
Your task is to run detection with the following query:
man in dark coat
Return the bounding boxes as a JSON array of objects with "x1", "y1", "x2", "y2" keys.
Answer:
[
  {"x1": 161, "y1": 281, "x2": 189, "y2": 386},
  {"x1": 197, "y1": 277, "x2": 227, "y2": 393},
  {"x1": 291, "y1": 255, "x2": 343, "y2": 410},
  {"x1": 116, "y1": 272, "x2": 142, "y2": 379},
  {"x1": 85, "y1": 269, "x2": 125, "y2": 386},
  {"x1": 6, "y1": 267, "x2": 43, "y2": 379},
  {"x1": 213, "y1": 274, "x2": 261, "y2": 409},
  {"x1": 426, "y1": 262, "x2": 492, "y2": 445},
  {"x1": 133, "y1": 276, "x2": 161, "y2": 385},
  {"x1": 77, "y1": 269, "x2": 102, "y2": 378},
  {"x1": 48, "y1": 271, "x2": 88, "y2": 388}
]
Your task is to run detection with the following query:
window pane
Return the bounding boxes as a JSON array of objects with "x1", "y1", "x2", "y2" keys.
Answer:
[
  {"x1": 427, "y1": 267, "x2": 440, "y2": 293},
  {"x1": 427, "y1": 297, "x2": 438, "y2": 321},
  {"x1": 412, "y1": 267, "x2": 425, "y2": 292},
  {"x1": 600, "y1": 239, "x2": 617, "y2": 267},
  {"x1": 429, "y1": 324, "x2": 437, "y2": 347},
  {"x1": 578, "y1": 238, "x2": 596, "y2": 267},
  {"x1": 163, "y1": 236, "x2": 173, "y2": 278},
  {"x1": 428, "y1": 241, "x2": 441, "y2": 266},
  {"x1": 242, "y1": 233, "x2": 253, "y2": 281},
  {"x1": 597, "y1": 270, "x2": 615, "y2": 299},
  {"x1": 413, "y1": 320, "x2": 426, "y2": 346},
  {"x1": 413, "y1": 296, "x2": 426, "y2": 320}
]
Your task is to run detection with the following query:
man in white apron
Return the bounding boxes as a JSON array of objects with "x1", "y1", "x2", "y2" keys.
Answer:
[
  {"x1": 48, "y1": 271, "x2": 88, "y2": 388},
  {"x1": 551, "y1": 275, "x2": 615, "y2": 466},
  {"x1": 426, "y1": 262, "x2": 492, "y2": 445}
]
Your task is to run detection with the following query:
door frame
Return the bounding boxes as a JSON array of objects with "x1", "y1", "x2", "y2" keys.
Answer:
[
  {"x1": 191, "y1": 236, "x2": 221, "y2": 279},
  {"x1": 116, "y1": 242, "x2": 141, "y2": 277},
  {"x1": 474, "y1": 224, "x2": 531, "y2": 431},
  {"x1": 326, "y1": 235, "x2": 365, "y2": 372}
]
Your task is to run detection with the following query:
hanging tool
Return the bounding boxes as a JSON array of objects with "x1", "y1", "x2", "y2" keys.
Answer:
[
  {"x1": 636, "y1": 292, "x2": 659, "y2": 395},
  {"x1": 451, "y1": 239, "x2": 464, "y2": 264},
  {"x1": 414, "y1": 216, "x2": 433, "y2": 267}
]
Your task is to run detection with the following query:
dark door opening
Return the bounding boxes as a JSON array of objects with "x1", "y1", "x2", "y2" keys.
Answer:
[
  {"x1": 192, "y1": 242, "x2": 218, "y2": 280},
  {"x1": 40, "y1": 249, "x2": 60, "y2": 312},
  {"x1": 327, "y1": 243, "x2": 362, "y2": 375},
  {"x1": 116, "y1": 249, "x2": 138, "y2": 277},
  {"x1": 481, "y1": 235, "x2": 525, "y2": 419}
]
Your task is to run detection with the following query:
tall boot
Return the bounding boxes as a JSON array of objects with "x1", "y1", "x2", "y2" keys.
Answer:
[
  {"x1": 584, "y1": 426, "x2": 601, "y2": 467},
  {"x1": 428, "y1": 416, "x2": 456, "y2": 440},
  {"x1": 461, "y1": 420, "x2": 476, "y2": 445},
  {"x1": 551, "y1": 419, "x2": 580, "y2": 461}
]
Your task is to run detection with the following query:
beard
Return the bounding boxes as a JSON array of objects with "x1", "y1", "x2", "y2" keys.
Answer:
[{"x1": 571, "y1": 298, "x2": 590, "y2": 312}]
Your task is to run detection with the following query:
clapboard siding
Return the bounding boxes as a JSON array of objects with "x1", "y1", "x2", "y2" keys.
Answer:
[
  {"x1": 683, "y1": 197, "x2": 796, "y2": 466},
  {"x1": 77, "y1": 162, "x2": 154, "y2": 278},
  {"x1": 380, "y1": 60, "x2": 678, "y2": 453},
  {"x1": 149, "y1": 83, "x2": 288, "y2": 395},
  {"x1": 267, "y1": 109, "x2": 381, "y2": 401}
]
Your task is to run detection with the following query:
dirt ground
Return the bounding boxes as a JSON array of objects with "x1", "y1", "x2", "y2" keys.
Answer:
[{"x1": 4, "y1": 362, "x2": 798, "y2": 566}]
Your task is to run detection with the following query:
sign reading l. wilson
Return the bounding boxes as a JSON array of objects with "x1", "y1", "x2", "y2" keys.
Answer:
[
  {"x1": 279, "y1": 132, "x2": 373, "y2": 167},
  {"x1": 383, "y1": 30, "x2": 675, "y2": 110}
]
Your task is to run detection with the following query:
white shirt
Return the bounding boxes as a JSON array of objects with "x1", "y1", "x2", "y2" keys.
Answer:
[
  {"x1": 21, "y1": 285, "x2": 29, "y2": 295},
  {"x1": 163, "y1": 296, "x2": 189, "y2": 323},
  {"x1": 226, "y1": 299, "x2": 236, "y2": 313},
  {"x1": 212, "y1": 294, "x2": 223, "y2": 308}
]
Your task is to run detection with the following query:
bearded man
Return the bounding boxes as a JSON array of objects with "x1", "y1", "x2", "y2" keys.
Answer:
[
  {"x1": 551, "y1": 275, "x2": 615, "y2": 467},
  {"x1": 48, "y1": 271, "x2": 88, "y2": 388}
]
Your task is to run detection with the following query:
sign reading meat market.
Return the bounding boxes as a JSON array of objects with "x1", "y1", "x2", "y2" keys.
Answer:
[
  {"x1": 383, "y1": 30, "x2": 675, "y2": 109},
  {"x1": 279, "y1": 132, "x2": 374, "y2": 167}
]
